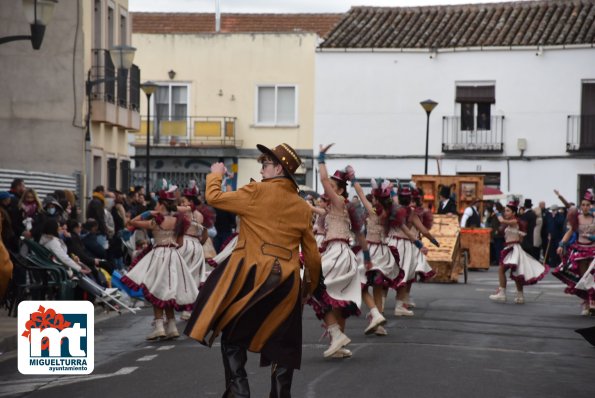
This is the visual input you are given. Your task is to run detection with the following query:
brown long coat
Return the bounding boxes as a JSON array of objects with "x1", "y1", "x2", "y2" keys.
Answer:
[
  {"x1": 184, "y1": 173, "x2": 321, "y2": 369},
  {"x1": 0, "y1": 211, "x2": 14, "y2": 300}
]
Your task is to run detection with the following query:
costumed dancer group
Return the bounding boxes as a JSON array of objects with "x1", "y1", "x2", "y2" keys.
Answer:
[
  {"x1": 120, "y1": 182, "x2": 215, "y2": 340},
  {"x1": 306, "y1": 143, "x2": 440, "y2": 358},
  {"x1": 551, "y1": 189, "x2": 595, "y2": 315},
  {"x1": 119, "y1": 138, "x2": 593, "y2": 397},
  {"x1": 488, "y1": 189, "x2": 594, "y2": 314}
]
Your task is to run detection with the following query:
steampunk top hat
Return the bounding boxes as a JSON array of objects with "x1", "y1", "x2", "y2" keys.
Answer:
[{"x1": 256, "y1": 143, "x2": 302, "y2": 188}]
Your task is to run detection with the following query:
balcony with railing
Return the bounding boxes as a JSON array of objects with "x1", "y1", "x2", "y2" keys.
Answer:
[
  {"x1": 132, "y1": 116, "x2": 241, "y2": 148},
  {"x1": 442, "y1": 115, "x2": 504, "y2": 153},
  {"x1": 89, "y1": 49, "x2": 140, "y2": 130},
  {"x1": 567, "y1": 115, "x2": 595, "y2": 152}
]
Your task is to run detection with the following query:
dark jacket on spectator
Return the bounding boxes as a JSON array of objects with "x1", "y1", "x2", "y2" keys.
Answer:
[
  {"x1": 520, "y1": 208, "x2": 537, "y2": 251},
  {"x1": 87, "y1": 193, "x2": 107, "y2": 235},
  {"x1": 82, "y1": 231, "x2": 107, "y2": 259},
  {"x1": 65, "y1": 232, "x2": 96, "y2": 268}
]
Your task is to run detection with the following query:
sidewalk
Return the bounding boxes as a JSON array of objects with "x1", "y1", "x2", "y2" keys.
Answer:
[{"x1": 0, "y1": 303, "x2": 125, "y2": 358}]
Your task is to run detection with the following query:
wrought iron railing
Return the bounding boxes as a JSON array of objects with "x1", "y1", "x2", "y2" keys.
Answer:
[
  {"x1": 90, "y1": 49, "x2": 140, "y2": 111},
  {"x1": 134, "y1": 116, "x2": 240, "y2": 147},
  {"x1": 442, "y1": 115, "x2": 504, "y2": 153},
  {"x1": 90, "y1": 49, "x2": 115, "y2": 103},
  {"x1": 567, "y1": 115, "x2": 595, "y2": 151}
]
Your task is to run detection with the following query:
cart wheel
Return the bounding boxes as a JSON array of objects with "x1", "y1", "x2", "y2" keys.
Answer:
[{"x1": 462, "y1": 250, "x2": 469, "y2": 284}]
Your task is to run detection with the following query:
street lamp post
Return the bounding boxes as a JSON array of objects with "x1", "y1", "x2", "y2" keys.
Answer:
[
  {"x1": 420, "y1": 99, "x2": 438, "y2": 175},
  {"x1": 140, "y1": 81, "x2": 158, "y2": 196},
  {"x1": 0, "y1": 0, "x2": 58, "y2": 49}
]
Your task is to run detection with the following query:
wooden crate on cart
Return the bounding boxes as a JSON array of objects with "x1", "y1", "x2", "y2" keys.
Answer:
[
  {"x1": 412, "y1": 174, "x2": 484, "y2": 215},
  {"x1": 460, "y1": 228, "x2": 491, "y2": 270},
  {"x1": 422, "y1": 214, "x2": 464, "y2": 283}
]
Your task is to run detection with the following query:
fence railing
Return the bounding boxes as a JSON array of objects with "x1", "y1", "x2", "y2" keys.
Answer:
[
  {"x1": 134, "y1": 116, "x2": 240, "y2": 147},
  {"x1": 442, "y1": 115, "x2": 504, "y2": 153},
  {"x1": 90, "y1": 48, "x2": 140, "y2": 111},
  {"x1": 567, "y1": 115, "x2": 595, "y2": 151}
]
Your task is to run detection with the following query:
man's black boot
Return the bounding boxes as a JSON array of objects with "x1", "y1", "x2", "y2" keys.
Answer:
[
  {"x1": 221, "y1": 343, "x2": 250, "y2": 398},
  {"x1": 269, "y1": 363, "x2": 293, "y2": 398}
]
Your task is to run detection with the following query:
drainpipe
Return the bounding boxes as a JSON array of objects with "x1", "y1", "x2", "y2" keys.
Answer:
[{"x1": 215, "y1": 0, "x2": 221, "y2": 32}]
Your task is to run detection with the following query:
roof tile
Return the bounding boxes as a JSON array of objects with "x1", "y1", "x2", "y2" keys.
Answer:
[
  {"x1": 132, "y1": 13, "x2": 343, "y2": 38},
  {"x1": 321, "y1": 0, "x2": 595, "y2": 49}
]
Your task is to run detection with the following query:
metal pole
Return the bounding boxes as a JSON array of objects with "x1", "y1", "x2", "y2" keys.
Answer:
[
  {"x1": 146, "y1": 93, "x2": 151, "y2": 196},
  {"x1": 424, "y1": 112, "x2": 430, "y2": 175}
]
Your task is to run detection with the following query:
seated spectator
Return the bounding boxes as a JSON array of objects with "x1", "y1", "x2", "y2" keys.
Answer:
[
  {"x1": 81, "y1": 218, "x2": 108, "y2": 260},
  {"x1": 39, "y1": 219, "x2": 91, "y2": 278},
  {"x1": 65, "y1": 219, "x2": 113, "y2": 275}
]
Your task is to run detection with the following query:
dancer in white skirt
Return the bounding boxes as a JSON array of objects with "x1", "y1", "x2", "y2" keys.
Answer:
[
  {"x1": 390, "y1": 184, "x2": 435, "y2": 316},
  {"x1": 122, "y1": 189, "x2": 198, "y2": 340},
  {"x1": 177, "y1": 183, "x2": 215, "y2": 320},
  {"x1": 310, "y1": 195, "x2": 329, "y2": 249},
  {"x1": 489, "y1": 199, "x2": 549, "y2": 304},
  {"x1": 351, "y1": 177, "x2": 399, "y2": 335},
  {"x1": 307, "y1": 144, "x2": 368, "y2": 359},
  {"x1": 553, "y1": 190, "x2": 595, "y2": 315}
]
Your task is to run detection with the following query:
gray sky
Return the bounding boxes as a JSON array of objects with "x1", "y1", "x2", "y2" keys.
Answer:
[{"x1": 129, "y1": 0, "x2": 518, "y2": 13}]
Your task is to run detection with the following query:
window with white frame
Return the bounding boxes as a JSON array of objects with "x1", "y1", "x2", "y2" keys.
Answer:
[
  {"x1": 152, "y1": 84, "x2": 189, "y2": 139},
  {"x1": 456, "y1": 85, "x2": 495, "y2": 131},
  {"x1": 155, "y1": 84, "x2": 188, "y2": 122},
  {"x1": 256, "y1": 85, "x2": 297, "y2": 126}
]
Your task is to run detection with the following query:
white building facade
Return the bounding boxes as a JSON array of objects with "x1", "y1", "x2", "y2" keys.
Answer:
[{"x1": 315, "y1": 1, "x2": 595, "y2": 203}]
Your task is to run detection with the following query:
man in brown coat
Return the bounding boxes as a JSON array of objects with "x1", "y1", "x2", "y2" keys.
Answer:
[{"x1": 184, "y1": 143, "x2": 322, "y2": 398}]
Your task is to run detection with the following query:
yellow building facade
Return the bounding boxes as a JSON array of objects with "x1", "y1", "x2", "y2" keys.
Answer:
[{"x1": 131, "y1": 13, "x2": 341, "y2": 190}]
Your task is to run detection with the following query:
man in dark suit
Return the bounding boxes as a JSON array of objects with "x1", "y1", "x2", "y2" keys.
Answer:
[
  {"x1": 437, "y1": 185, "x2": 458, "y2": 215},
  {"x1": 520, "y1": 198, "x2": 538, "y2": 260}
]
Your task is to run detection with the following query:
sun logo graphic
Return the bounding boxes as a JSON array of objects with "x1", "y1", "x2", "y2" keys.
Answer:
[{"x1": 18, "y1": 301, "x2": 94, "y2": 375}]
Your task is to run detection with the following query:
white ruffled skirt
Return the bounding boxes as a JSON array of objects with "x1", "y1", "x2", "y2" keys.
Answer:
[
  {"x1": 500, "y1": 243, "x2": 549, "y2": 285},
  {"x1": 575, "y1": 258, "x2": 595, "y2": 296},
  {"x1": 122, "y1": 246, "x2": 198, "y2": 310},
  {"x1": 321, "y1": 240, "x2": 361, "y2": 309},
  {"x1": 178, "y1": 235, "x2": 207, "y2": 287},
  {"x1": 358, "y1": 242, "x2": 400, "y2": 288},
  {"x1": 388, "y1": 237, "x2": 417, "y2": 287}
]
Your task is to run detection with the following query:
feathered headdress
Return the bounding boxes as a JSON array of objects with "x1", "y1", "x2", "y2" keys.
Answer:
[
  {"x1": 157, "y1": 183, "x2": 178, "y2": 201},
  {"x1": 371, "y1": 178, "x2": 392, "y2": 199},
  {"x1": 183, "y1": 180, "x2": 199, "y2": 197}
]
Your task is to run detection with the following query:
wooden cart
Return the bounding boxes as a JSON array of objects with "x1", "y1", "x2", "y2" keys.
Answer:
[
  {"x1": 422, "y1": 214, "x2": 468, "y2": 283},
  {"x1": 460, "y1": 228, "x2": 491, "y2": 270}
]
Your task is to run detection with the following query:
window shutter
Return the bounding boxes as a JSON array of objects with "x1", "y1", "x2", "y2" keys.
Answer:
[{"x1": 456, "y1": 86, "x2": 495, "y2": 103}]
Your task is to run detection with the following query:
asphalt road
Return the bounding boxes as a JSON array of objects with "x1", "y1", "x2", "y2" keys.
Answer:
[{"x1": 1, "y1": 270, "x2": 593, "y2": 398}]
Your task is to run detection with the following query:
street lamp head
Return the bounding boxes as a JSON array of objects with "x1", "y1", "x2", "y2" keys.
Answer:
[
  {"x1": 420, "y1": 99, "x2": 438, "y2": 114},
  {"x1": 11, "y1": 0, "x2": 58, "y2": 50},
  {"x1": 23, "y1": 0, "x2": 58, "y2": 26},
  {"x1": 109, "y1": 45, "x2": 137, "y2": 70},
  {"x1": 141, "y1": 81, "x2": 158, "y2": 97}
]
